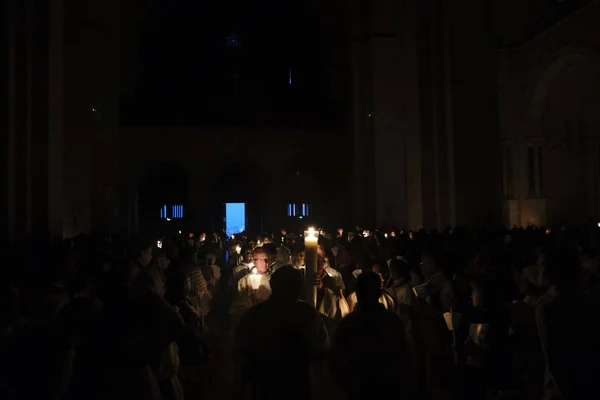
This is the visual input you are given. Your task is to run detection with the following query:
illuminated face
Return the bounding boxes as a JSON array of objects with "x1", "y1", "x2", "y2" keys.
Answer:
[
  {"x1": 317, "y1": 257, "x2": 329, "y2": 272},
  {"x1": 295, "y1": 251, "x2": 306, "y2": 267},
  {"x1": 243, "y1": 250, "x2": 253, "y2": 263},
  {"x1": 249, "y1": 241, "x2": 256, "y2": 249},
  {"x1": 252, "y1": 251, "x2": 270, "y2": 274},
  {"x1": 263, "y1": 236, "x2": 271, "y2": 244}
]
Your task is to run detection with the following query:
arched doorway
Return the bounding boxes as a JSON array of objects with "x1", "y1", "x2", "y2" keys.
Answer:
[
  {"x1": 137, "y1": 162, "x2": 188, "y2": 236},
  {"x1": 525, "y1": 45, "x2": 600, "y2": 225}
]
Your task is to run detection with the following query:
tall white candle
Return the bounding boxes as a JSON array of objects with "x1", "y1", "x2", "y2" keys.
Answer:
[{"x1": 304, "y1": 227, "x2": 319, "y2": 307}]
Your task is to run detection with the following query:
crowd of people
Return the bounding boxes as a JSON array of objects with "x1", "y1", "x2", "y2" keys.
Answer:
[{"x1": 1, "y1": 225, "x2": 600, "y2": 400}]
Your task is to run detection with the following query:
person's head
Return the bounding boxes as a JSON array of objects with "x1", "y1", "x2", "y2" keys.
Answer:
[
  {"x1": 252, "y1": 248, "x2": 270, "y2": 274},
  {"x1": 206, "y1": 253, "x2": 216, "y2": 266},
  {"x1": 388, "y1": 258, "x2": 411, "y2": 283},
  {"x1": 130, "y1": 238, "x2": 153, "y2": 267},
  {"x1": 294, "y1": 250, "x2": 306, "y2": 267},
  {"x1": 263, "y1": 236, "x2": 272, "y2": 245},
  {"x1": 470, "y1": 278, "x2": 497, "y2": 310},
  {"x1": 262, "y1": 243, "x2": 278, "y2": 265},
  {"x1": 242, "y1": 246, "x2": 253, "y2": 263},
  {"x1": 355, "y1": 270, "x2": 383, "y2": 306},
  {"x1": 269, "y1": 265, "x2": 303, "y2": 303},
  {"x1": 368, "y1": 260, "x2": 386, "y2": 288},
  {"x1": 420, "y1": 248, "x2": 440, "y2": 277},
  {"x1": 317, "y1": 255, "x2": 330, "y2": 272}
]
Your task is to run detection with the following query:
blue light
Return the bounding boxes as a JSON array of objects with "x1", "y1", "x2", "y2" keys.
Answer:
[
  {"x1": 225, "y1": 203, "x2": 246, "y2": 236},
  {"x1": 306, "y1": 204, "x2": 309, "y2": 216},
  {"x1": 293, "y1": 204, "x2": 296, "y2": 217},
  {"x1": 288, "y1": 69, "x2": 292, "y2": 85},
  {"x1": 180, "y1": 205, "x2": 183, "y2": 218},
  {"x1": 160, "y1": 208, "x2": 163, "y2": 219},
  {"x1": 164, "y1": 205, "x2": 167, "y2": 219}
]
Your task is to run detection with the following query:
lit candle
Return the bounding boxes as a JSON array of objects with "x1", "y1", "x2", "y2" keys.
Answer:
[
  {"x1": 236, "y1": 245, "x2": 242, "y2": 254},
  {"x1": 248, "y1": 267, "x2": 262, "y2": 290},
  {"x1": 304, "y1": 227, "x2": 319, "y2": 307}
]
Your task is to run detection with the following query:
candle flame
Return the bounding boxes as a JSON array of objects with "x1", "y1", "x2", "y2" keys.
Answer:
[
  {"x1": 251, "y1": 267, "x2": 258, "y2": 275},
  {"x1": 308, "y1": 227, "x2": 316, "y2": 236}
]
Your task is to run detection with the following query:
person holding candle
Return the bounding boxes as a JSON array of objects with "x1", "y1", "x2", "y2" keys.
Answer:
[
  {"x1": 231, "y1": 246, "x2": 254, "y2": 282},
  {"x1": 314, "y1": 254, "x2": 349, "y2": 326},
  {"x1": 233, "y1": 248, "x2": 272, "y2": 310}
]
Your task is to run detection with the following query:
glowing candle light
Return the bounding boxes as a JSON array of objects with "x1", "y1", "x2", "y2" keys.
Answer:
[
  {"x1": 248, "y1": 267, "x2": 262, "y2": 290},
  {"x1": 236, "y1": 245, "x2": 242, "y2": 254},
  {"x1": 304, "y1": 227, "x2": 319, "y2": 307}
]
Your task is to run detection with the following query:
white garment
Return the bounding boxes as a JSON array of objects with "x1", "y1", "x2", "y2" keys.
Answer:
[
  {"x1": 236, "y1": 272, "x2": 272, "y2": 308},
  {"x1": 346, "y1": 291, "x2": 395, "y2": 312}
]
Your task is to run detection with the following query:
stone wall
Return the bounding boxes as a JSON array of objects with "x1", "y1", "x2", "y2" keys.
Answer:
[{"x1": 498, "y1": 1, "x2": 600, "y2": 226}]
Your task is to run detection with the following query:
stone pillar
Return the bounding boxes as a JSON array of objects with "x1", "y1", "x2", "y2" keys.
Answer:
[
  {"x1": 398, "y1": 0, "x2": 425, "y2": 230},
  {"x1": 6, "y1": 0, "x2": 18, "y2": 242},
  {"x1": 351, "y1": 38, "x2": 376, "y2": 228},
  {"x1": 48, "y1": 0, "x2": 65, "y2": 237},
  {"x1": 371, "y1": 35, "x2": 408, "y2": 229},
  {"x1": 447, "y1": 0, "x2": 502, "y2": 227}
]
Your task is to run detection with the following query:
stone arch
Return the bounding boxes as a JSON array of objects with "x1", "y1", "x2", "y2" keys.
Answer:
[
  {"x1": 527, "y1": 44, "x2": 600, "y2": 129},
  {"x1": 522, "y1": 44, "x2": 600, "y2": 226}
]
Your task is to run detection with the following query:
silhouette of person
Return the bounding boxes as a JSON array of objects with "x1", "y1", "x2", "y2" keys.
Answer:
[
  {"x1": 235, "y1": 265, "x2": 329, "y2": 400},
  {"x1": 331, "y1": 270, "x2": 411, "y2": 400}
]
